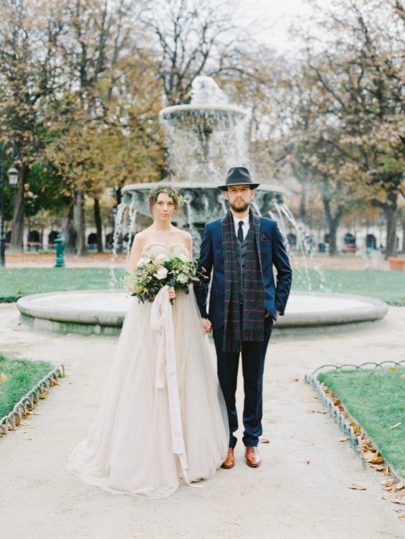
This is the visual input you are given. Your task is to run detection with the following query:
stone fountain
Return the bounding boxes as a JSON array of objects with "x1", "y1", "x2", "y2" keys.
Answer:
[
  {"x1": 118, "y1": 76, "x2": 282, "y2": 251},
  {"x1": 16, "y1": 76, "x2": 388, "y2": 334}
]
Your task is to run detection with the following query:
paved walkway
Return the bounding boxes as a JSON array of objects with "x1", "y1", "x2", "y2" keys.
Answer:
[{"x1": 0, "y1": 303, "x2": 404, "y2": 539}]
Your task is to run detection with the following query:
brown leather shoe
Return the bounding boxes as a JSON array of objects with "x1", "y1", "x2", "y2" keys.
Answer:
[
  {"x1": 221, "y1": 448, "x2": 235, "y2": 469},
  {"x1": 245, "y1": 446, "x2": 261, "y2": 468}
]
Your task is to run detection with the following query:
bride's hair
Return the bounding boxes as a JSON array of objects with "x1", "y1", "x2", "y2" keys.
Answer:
[{"x1": 149, "y1": 184, "x2": 183, "y2": 212}]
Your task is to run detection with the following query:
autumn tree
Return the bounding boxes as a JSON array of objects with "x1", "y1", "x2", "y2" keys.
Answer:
[
  {"x1": 44, "y1": 0, "x2": 165, "y2": 254},
  {"x1": 142, "y1": 0, "x2": 244, "y2": 105},
  {"x1": 0, "y1": 0, "x2": 64, "y2": 251},
  {"x1": 293, "y1": 0, "x2": 405, "y2": 256}
]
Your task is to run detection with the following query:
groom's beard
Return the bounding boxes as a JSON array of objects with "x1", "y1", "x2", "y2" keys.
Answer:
[{"x1": 229, "y1": 201, "x2": 250, "y2": 213}]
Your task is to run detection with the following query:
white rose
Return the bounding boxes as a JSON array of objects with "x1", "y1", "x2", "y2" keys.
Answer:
[
  {"x1": 155, "y1": 253, "x2": 168, "y2": 263},
  {"x1": 137, "y1": 257, "x2": 146, "y2": 268},
  {"x1": 154, "y1": 267, "x2": 168, "y2": 280},
  {"x1": 177, "y1": 273, "x2": 189, "y2": 284}
]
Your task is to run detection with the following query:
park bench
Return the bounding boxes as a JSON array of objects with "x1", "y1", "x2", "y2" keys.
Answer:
[
  {"x1": 26, "y1": 241, "x2": 41, "y2": 252},
  {"x1": 387, "y1": 257, "x2": 405, "y2": 271}
]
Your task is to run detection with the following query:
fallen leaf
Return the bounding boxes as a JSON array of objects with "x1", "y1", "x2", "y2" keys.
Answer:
[
  {"x1": 382, "y1": 479, "x2": 395, "y2": 489},
  {"x1": 389, "y1": 367, "x2": 397, "y2": 372},
  {"x1": 260, "y1": 438, "x2": 271, "y2": 444},
  {"x1": 338, "y1": 436, "x2": 349, "y2": 442},
  {"x1": 388, "y1": 422, "x2": 401, "y2": 430},
  {"x1": 363, "y1": 451, "x2": 377, "y2": 460},
  {"x1": 349, "y1": 483, "x2": 367, "y2": 491},
  {"x1": 398, "y1": 514, "x2": 405, "y2": 520},
  {"x1": 0, "y1": 373, "x2": 8, "y2": 382},
  {"x1": 369, "y1": 455, "x2": 384, "y2": 465},
  {"x1": 383, "y1": 495, "x2": 405, "y2": 505},
  {"x1": 350, "y1": 421, "x2": 361, "y2": 434},
  {"x1": 394, "y1": 483, "x2": 404, "y2": 491},
  {"x1": 400, "y1": 374, "x2": 405, "y2": 380}
]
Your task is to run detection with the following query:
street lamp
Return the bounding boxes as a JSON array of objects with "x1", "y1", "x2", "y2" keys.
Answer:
[{"x1": 0, "y1": 151, "x2": 19, "y2": 267}]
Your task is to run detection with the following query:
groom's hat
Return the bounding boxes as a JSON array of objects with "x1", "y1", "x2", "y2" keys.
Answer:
[{"x1": 219, "y1": 166, "x2": 259, "y2": 191}]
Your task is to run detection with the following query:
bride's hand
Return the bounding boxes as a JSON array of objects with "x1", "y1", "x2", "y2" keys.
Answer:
[
  {"x1": 168, "y1": 287, "x2": 176, "y2": 300},
  {"x1": 201, "y1": 318, "x2": 212, "y2": 333}
]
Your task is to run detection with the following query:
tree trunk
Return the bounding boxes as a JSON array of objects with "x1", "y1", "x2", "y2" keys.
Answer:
[
  {"x1": 321, "y1": 176, "x2": 343, "y2": 256},
  {"x1": 328, "y1": 221, "x2": 339, "y2": 255},
  {"x1": 60, "y1": 204, "x2": 76, "y2": 253},
  {"x1": 401, "y1": 213, "x2": 405, "y2": 254},
  {"x1": 299, "y1": 180, "x2": 307, "y2": 223},
  {"x1": 115, "y1": 186, "x2": 122, "y2": 207},
  {"x1": 384, "y1": 205, "x2": 397, "y2": 257},
  {"x1": 93, "y1": 197, "x2": 103, "y2": 253},
  {"x1": 73, "y1": 189, "x2": 86, "y2": 256},
  {"x1": 9, "y1": 165, "x2": 27, "y2": 252}
]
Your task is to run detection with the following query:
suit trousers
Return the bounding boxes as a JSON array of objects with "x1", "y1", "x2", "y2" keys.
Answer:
[{"x1": 213, "y1": 315, "x2": 273, "y2": 448}]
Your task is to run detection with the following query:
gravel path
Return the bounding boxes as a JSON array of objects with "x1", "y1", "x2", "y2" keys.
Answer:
[{"x1": 0, "y1": 303, "x2": 404, "y2": 539}]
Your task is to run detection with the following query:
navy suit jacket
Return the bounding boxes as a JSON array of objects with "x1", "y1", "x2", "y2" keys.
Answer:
[{"x1": 194, "y1": 216, "x2": 292, "y2": 330}]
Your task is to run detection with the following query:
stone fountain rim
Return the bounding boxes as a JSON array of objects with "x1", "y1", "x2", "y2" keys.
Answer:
[
  {"x1": 159, "y1": 103, "x2": 247, "y2": 117},
  {"x1": 16, "y1": 290, "x2": 388, "y2": 334}
]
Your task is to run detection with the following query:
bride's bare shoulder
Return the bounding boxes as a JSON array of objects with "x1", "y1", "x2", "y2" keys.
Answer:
[
  {"x1": 134, "y1": 228, "x2": 153, "y2": 242},
  {"x1": 174, "y1": 229, "x2": 192, "y2": 252}
]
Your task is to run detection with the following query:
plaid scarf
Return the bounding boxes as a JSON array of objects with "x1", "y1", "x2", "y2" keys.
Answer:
[{"x1": 222, "y1": 209, "x2": 265, "y2": 353}]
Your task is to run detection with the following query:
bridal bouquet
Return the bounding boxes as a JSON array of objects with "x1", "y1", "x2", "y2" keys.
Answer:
[{"x1": 125, "y1": 252, "x2": 200, "y2": 303}]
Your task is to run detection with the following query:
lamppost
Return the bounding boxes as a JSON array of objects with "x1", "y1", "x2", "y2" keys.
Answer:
[{"x1": 0, "y1": 142, "x2": 19, "y2": 267}]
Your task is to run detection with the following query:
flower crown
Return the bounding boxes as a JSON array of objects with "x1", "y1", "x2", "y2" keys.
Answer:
[{"x1": 149, "y1": 185, "x2": 184, "y2": 207}]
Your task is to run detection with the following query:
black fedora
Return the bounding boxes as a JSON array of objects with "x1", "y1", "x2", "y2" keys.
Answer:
[{"x1": 219, "y1": 166, "x2": 259, "y2": 191}]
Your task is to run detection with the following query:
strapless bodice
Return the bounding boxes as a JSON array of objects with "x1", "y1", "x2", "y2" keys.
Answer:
[{"x1": 142, "y1": 243, "x2": 190, "y2": 259}]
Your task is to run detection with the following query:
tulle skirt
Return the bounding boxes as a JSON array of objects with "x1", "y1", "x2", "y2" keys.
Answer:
[{"x1": 66, "y1": 289, "x2": 229, "y2": 498}]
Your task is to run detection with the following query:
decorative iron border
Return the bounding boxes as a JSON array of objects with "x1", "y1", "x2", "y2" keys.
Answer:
[
  {"x1": 0, "y1": 365, "x2": 65, "y2": 436},
  {"x1": 305, "y1": 360, "x2": 405, "y2": 479}
]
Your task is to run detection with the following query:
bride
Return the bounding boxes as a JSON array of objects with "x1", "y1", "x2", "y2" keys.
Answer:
[{"x1": 66, "y1": 185, "x2": 229, "y2": 498}]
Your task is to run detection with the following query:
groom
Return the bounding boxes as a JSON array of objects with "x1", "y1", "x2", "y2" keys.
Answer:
[{"x1": 195, "y1": 166, "x2": 292, "y2": 469}]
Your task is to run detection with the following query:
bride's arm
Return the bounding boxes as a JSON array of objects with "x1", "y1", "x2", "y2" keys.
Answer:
[
  {"x1": 185, "y1": 234, "x2": 193, "y2": 260},
  {"x1": 128, "y1": 235, "x2": 144, "y2": 272}
]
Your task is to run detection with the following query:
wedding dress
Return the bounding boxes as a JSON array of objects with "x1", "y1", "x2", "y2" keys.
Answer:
[{"x1": 67, "y1": 243, "x2": 229, "y2": 498}]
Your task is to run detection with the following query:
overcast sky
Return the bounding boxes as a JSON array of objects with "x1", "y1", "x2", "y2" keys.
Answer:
[{"x1": 235, "y1": 0, "x2": 329, "y2": 52}]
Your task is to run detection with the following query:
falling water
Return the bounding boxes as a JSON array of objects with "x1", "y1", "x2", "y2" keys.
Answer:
[{"x1": 269, "y1": 201, "x2": 330, "y2": 293}]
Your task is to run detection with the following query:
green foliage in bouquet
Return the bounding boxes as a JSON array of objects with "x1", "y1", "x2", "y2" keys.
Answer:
[{"x1": 125, "y1": 252, "x2": 201, "y2": 303}]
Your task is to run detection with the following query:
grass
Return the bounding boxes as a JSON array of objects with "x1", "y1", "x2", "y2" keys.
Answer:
[
  {"x1": 318, "y1": 367, "x2": 405, "y2": 477},
  {"x1": 0, "y1": 267, "x2": 404, "y2": 305},
  {"x1": 0, "y1": 355, "x2": 54, "y2": 418},
  {"x1": 0, "y1": 268, "x2": 125, "y2": 302},
  {"x1": 293, "y1": 268, "x2": 405, "y2": 305}
]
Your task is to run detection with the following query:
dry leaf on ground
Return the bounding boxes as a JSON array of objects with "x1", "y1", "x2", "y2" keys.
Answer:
[
  {"x1": 368, "y1": 455, "x2": 384, "y2": 465},
  {"x1": 383, "y1": 495, "x2": 405, "y2": 505},
  {"x1": 349, "y1": 483, "x2": 367, "y2": 491},
  {"x1": 388, "y1": 422, "x2": 401, "y2": 430}
]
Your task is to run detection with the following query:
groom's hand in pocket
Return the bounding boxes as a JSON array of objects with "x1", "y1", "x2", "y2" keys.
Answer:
[{"x1": 201, "y1": 318, "x2": 212, "y2": 334}]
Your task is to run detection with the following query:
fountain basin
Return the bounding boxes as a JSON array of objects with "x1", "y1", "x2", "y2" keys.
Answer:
[{"x1": 16, "y1": 290, "x2": 388, "y2": 336}]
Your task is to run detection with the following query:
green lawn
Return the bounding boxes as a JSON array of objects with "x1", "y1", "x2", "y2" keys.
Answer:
[
  {"x1": 0, "y1": 268, "x2": 125, "y2": 302},
  {"x1": 0, "y1": 355, "x2": 54, "y2": 418},
  {"x1": 293, "y1": 269, "x2": 405, "y2": 305},
  {"x1": 0, "y1": 267, "x2": 404, "y2": 305},
  {"x1": 318, "y1": 367, "x2": 405, "y2": 477}
]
